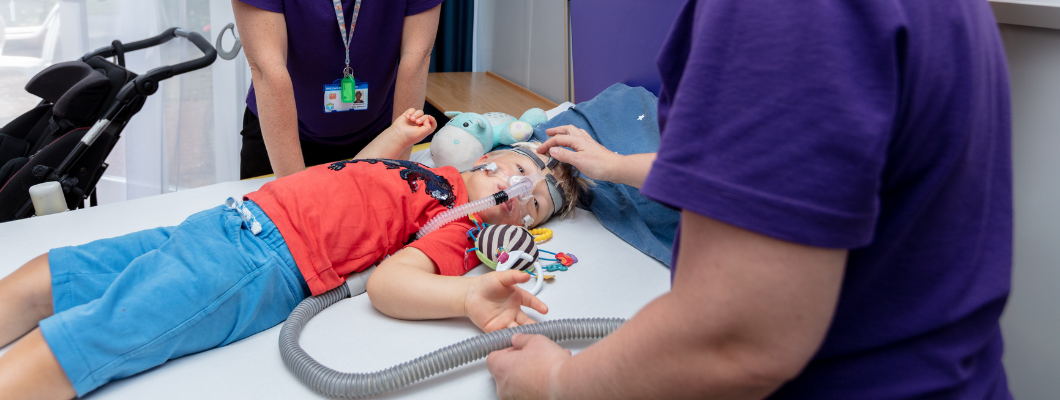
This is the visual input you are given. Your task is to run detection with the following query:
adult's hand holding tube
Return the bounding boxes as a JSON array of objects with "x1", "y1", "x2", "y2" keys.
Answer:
[
  {"x1": 487, "y1": 332, "x2": 573, "y2": 400},
  {"x1": 280, "y1": 280, "x2": 623, "y2": 399}
]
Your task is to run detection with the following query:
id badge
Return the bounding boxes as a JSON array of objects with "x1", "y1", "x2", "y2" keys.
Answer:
[{"x1": 324, "y1": 80, "x2": 368, "y2": 113}]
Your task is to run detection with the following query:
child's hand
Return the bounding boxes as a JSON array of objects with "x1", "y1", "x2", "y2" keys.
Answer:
[
  {"x1": 465, "y1": 270, "x2": 549, "y2": 332},
  {"x1": 392, "y1": 108, "x2": 438, "y2": 146}
]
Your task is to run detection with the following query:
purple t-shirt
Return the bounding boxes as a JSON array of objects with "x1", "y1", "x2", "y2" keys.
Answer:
[
  {"x1": 240, "y1": 0, "x2": 443, "y2": 145},
  {"x1": 641, "y1": 0, "x2": 1012, "y2": 398}
]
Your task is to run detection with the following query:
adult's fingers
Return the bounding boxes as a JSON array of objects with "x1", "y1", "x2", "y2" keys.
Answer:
[
  {"x1": 510, "y1": 332, "x2": 536, "y2": 350},
  {"x1": 546, "y1": 146, "x2": 580, "y2": 166},
  {"x1": 545, "y1": 125, "x2": 589, "y2": 138},
  {"x1": 486, "y1": 347, "x2": 513, "y2": 371},
  {"x1": 537, "y1": 134, "x2": 584, "y2": 155}
]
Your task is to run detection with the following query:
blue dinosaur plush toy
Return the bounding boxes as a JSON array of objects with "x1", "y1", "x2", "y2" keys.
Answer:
[{"x1": 429, "y1": 108, "x2": 548, "y2": 171}]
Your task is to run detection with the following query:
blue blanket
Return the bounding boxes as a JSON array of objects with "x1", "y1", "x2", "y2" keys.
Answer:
[{"x1": 533, "y1": 84, "x2": 678, "y2": 266}]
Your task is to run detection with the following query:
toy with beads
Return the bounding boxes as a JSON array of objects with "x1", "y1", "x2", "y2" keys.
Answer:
[
  {"x1": 529, "y1": 228, "x2": 553, "y2": 243},
  {"x1": 471, "y1": 225, "x2": 580, "y2": 295}
]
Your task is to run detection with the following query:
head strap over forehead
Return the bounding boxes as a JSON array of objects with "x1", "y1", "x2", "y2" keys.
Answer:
[
  {"x1": 507, "y1": 147, "x2": 565, "y2": 221},
  {"x1": 510, "y1": 147, "x2": 546, "y2": 169}
]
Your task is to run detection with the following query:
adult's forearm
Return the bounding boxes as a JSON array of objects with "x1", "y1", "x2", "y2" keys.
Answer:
[
  {"x1": 253, "y1": 71, "x2": 304, "y2": 177},
  {"x1": 390, "y1": 57, "x2": 431, "y2": 160},
  {"x1": 609, "y1": 153, "x2": 656, "y2": 189},
  {"x1": 552, "y1": 293, "x2": 784, "y2": 400}
]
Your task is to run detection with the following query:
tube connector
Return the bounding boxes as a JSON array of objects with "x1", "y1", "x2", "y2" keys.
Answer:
[{"x1": 492, "y1": 191, "x2": 509, "y2": 205}]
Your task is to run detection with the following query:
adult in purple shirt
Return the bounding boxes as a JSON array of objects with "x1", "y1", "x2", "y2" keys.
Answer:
[
  {"x1": 489, "y1": 0, "x2": 1012, "y2": 398},
  {"x1": 232, "y1": 0, "x2": 441, "y2": 179}
]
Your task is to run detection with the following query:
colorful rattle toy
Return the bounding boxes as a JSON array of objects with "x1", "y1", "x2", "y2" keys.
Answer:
[
  {"x1": 467, "y1": 224, "x2": 581, "y2": 295},
  {"x1": 470, "y1": 224, "x2": 545, "y2": 294}
]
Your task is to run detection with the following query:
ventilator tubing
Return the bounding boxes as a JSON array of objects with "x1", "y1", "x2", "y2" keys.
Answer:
[
  {"x1": 415, "y1": 173, "x2": 538, "y2": 239},
  {"x1": 279, "y1": 272, "x2": 625, "y2": 398},
  {"x1": 280, "y1": 171, "x2": 599, "y2": 397}
]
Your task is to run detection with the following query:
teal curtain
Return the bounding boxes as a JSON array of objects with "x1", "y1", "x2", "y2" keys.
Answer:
[{"x1": 429, "y1": 0, "x2": 473, "y2": 72}]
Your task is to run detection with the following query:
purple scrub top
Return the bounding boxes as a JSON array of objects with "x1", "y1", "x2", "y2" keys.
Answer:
[
  {"x1": 239, "y1": 0, "x2": 442, "y2": 145},
  {"x1": 641, "y1": 0, "x2": 1013, "y2": 398}
]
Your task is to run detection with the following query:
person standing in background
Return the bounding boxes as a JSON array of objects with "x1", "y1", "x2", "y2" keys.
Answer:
[{"x1": 232, "y1": 0, "x2": 441, "y2": 179}]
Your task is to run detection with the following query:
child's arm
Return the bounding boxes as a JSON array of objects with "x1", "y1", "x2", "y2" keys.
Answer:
[
  {"x1": 366, "y1": 247, "x2": 548, "y2": 332},
  {"x1": 354, "y1": 108, "x2": 437, "y2": 161}
]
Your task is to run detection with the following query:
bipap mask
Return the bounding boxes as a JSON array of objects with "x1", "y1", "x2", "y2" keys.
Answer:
[{"x1": 469, "y1": 147, "x2": 567, "y2": 227}]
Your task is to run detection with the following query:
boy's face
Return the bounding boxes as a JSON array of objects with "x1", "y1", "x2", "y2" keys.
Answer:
[{"x1": 464, "y1": 151, "x2": 556, "y2": 228}]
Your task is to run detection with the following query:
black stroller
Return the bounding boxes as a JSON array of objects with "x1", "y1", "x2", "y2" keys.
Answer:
[{"x1": 0, "y1": 28, "x2": 217, "y2": 223}]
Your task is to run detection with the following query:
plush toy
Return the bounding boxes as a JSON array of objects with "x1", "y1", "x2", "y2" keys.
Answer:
[
  {"x1": 473, "y1": 224, "x2": 545, "y2": 295},
  {"x1": 430, "y1": 108, "x2": 548, "y2": 171}
]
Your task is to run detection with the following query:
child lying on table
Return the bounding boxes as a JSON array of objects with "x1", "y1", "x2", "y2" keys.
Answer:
[{"x1": 0, "y1": 108, "x2": 589, "y2": 399}]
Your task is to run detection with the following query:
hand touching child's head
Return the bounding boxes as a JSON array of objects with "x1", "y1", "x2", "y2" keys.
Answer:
[{"x1": 462, "y1": 142, "x2": 591, "y2": 228}]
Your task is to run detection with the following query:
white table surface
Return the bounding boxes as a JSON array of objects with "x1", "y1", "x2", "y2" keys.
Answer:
[{"x1": 0, "y1": 178, "x2": 671, "y2": 399}]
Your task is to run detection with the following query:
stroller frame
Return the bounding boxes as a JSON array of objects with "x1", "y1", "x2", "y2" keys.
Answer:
[{"x1": 0, "y1": 27, "x2": 217, "y2": 222}]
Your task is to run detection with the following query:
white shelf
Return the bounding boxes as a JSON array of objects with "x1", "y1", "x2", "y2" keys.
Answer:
[{"x1": 992, "y1": 0, "x2": 1060, "y2": 30}]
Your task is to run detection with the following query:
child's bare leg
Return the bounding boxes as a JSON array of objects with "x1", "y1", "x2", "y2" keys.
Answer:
[
  {"x1": 0, "y1": 254, "x2": 54, "y2": 347},
  {"x1": 0, "y1": 328, "x2": 75, "y2": 400}
]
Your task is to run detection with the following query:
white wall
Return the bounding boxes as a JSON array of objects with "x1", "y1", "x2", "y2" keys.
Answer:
[
  {"x1": 996, "y1": 21, "x2": 1060, "y2": 399},
  {"x1": 208, "y1": 0, "x2": 248, "y2": 184},
  {"x1": 473, "y1": 0, "x2": 568, "y2": 104}
]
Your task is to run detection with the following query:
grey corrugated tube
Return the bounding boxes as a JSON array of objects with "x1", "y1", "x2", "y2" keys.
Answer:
[{"x1": 279, "y1": 282, "x2": 625, "y2": 398}]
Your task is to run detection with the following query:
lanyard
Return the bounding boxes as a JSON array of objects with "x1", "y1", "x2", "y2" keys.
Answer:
[{"x1": 331, "y1": 0, "x2": 363, "y2": 78}]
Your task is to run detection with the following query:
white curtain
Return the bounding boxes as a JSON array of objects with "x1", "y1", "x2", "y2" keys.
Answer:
[{"x1": 1, "y1": 0, "x2": 248, "y2": 206}]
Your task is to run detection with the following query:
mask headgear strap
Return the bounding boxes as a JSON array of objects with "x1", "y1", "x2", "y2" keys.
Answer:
[
  {"x1": 544, "y1": 174, "x2": 566, "y2": 219},
  {"x1": 546, "y1": 156, "x2": 560, "y2": 170},
  {"x1": 508, "y1": 147, "x2": 565, "y2": 221},
  {"x1": 510, "y1": 147, "x2": 546, "y2": 169}
]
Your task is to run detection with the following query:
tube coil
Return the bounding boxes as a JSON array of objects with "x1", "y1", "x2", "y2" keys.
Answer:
[
  {"x1": 416, "y1": 195, "x2": 496, "y2": 239},
  {"x1": 279, "y1": 285, "x2": 624, "y2": 398},
  {"x1": 416, "y1": 175, "x2": 535, "y2": 239}
]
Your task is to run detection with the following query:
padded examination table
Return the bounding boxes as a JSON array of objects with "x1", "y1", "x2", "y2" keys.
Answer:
[{"x1": 0, "y1": 178, "x2": 671, "y2": 399}]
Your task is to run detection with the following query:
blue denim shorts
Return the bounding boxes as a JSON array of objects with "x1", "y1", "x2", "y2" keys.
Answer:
[{"x1": 39, "y1": 200, "x2": 308, "y2": 396}]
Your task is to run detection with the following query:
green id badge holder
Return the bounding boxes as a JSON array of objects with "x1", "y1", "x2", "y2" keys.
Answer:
[
  {"x1": 340, "y1": 75, "x2": 357, "y2": 103},
  {"x1": 324, "y1": 78, "x2": 366, "y2": 113}
]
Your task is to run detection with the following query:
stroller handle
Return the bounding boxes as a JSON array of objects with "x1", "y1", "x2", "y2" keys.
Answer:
[
  {"x1": 131, "y1": 28, "x2": 216, "y2": 89},
  {"x1": 83, "y1": 27, "x2": 217, "y2": 87},
  {"x1": 169, "y1": 29, "x2": 219, "y2": 76},
  {"x1": 98, "y1": 28, "x2": 218, "y2": 109},
  {"x1": 83, "y1": 27, "x2": 217, "y2": 68}
]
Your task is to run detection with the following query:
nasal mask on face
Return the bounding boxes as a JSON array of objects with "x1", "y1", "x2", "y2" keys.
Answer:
[{"x1": 469, "y1": 147, "x2": 566, "y2": 227}]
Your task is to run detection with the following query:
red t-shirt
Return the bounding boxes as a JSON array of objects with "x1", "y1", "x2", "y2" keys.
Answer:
[{"x1": 246, "y1": 159, "x2": 478, "y2": 295}]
